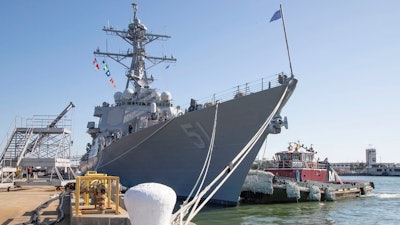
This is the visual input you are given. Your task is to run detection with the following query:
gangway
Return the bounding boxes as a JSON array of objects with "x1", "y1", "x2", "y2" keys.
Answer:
[{"x1": 0, "y1": 102, "x2": 76, "y2": 188}]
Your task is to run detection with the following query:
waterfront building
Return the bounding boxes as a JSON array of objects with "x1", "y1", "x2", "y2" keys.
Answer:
[
  {"x1": 366, "y1": 163, "x2": 400, "y2": 176},
  {"x1": 366, "y1": 148, "x2": 377, "y2": 166}
]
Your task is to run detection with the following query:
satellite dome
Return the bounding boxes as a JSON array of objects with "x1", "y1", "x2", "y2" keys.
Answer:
[
  {"x1": 114, "y1": 92, "x2": 123, "y2": 101},
  {"x1": 123, "y1": 88, "x2": 135, "y2": 99},
  {"x1": 161, "y1": 91, "x2": 172, "y2": 102}
]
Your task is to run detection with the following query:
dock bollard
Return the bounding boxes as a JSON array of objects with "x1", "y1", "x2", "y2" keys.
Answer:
[{"x1": 124, "y1": 182, "x2": 176, "y2": 225}]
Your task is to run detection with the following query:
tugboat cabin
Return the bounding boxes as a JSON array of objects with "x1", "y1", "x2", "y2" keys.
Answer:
[{"x1": 266, "y1": 142, "x2": 331, "y2": 183}]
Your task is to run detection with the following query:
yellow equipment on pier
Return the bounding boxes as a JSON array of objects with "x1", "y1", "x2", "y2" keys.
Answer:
[{"x1": 74, "y1": 171, "x2": 120, "y2": 215}]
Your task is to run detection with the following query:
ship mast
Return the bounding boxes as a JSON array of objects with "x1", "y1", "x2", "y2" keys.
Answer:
[{"x1": 94, "y1": 3, "x2": 176, "y2": 90}]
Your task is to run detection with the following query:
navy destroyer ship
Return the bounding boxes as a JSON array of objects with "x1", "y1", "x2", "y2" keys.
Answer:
[{"x1": 80, "y1": 3, "x2": 297, "y2": 206}]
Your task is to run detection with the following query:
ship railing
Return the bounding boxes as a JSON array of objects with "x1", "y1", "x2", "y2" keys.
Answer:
[
  {"x1": 27, "y1": 115, "x2": 73, "y2": 130},
  {"x1": 275, "y1": 160, "x2": 328, "y2": 169},
  {"x1": 196, "y1": 73, "x2": 288, "y2": 105},
  {"x1": 316, "y1": 162, "x2": 328, "y2": 169},
  {"x1": 97, "y1": 98, "x2": 175, "y2": 109},
  {"x1": 277, "y1": 160, "x2": 292, "y2": 168},
  {"x1": 303, "y1": 161, "x2": 314, "y2": 168},
  {"x1": 114, "y1": 99, "x2": 174, "y2": 107}
]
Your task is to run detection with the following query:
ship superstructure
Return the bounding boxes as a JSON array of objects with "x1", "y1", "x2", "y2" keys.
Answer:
[{"x1": 84, "y1": 3, "x2": 182, "y2": 160}]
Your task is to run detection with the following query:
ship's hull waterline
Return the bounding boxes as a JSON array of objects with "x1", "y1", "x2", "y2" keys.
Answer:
[{"x1": 81, "y1": 79, "x2": 297, "y2": 206}]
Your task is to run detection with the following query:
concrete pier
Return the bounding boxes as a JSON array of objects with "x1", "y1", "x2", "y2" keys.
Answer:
[{"x1": 0, "y1": 185, "x2": 63, "y2": 224}]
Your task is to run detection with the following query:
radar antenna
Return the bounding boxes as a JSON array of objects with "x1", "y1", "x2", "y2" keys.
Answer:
[{"x1": 94, "y1": 3, "x2": 176, "y2": 90}]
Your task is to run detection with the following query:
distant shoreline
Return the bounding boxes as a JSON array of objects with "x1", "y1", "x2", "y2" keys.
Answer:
[{"x1": 339, "y1": 173, "x2": 400, "y2": 177}]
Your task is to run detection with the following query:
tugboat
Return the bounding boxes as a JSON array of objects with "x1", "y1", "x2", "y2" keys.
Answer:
[
  {"x1": 241, "y1": 142, "x2": 374, "y2": 203},
  {"x1": 80, "y1": 3, "x2": 297, "y2": 206}
]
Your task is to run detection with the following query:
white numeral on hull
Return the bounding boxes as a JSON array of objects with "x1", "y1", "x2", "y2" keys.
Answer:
[{"x1": 181, "y1": 122, "x2": 211, "y2": 149}]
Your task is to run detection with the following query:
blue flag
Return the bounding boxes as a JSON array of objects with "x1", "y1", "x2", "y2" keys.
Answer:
[{"x1": 270, "y1": 9, "x2": 281, "y2": 22}]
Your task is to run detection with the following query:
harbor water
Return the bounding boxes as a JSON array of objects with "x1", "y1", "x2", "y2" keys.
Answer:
[{"x1": 193, "y1": 176, "x2": 399, "y2": 225}]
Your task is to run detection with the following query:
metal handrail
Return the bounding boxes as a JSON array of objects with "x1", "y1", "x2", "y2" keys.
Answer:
[{"x1": 195, "y1": 73, "x2": 285, "y2": 105}]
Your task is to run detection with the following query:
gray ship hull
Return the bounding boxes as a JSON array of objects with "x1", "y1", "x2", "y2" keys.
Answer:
[{"x1": 82, "y1": 79, "x2": 296, "y2": 206}]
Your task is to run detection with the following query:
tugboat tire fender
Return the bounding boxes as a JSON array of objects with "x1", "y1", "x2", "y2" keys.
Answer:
[
  {"x1": 370, "y1": 182, "x2": 375, "y2": 189},
  {"x1": 360, "y1": 187, "x2": 366, "y2": 195}
]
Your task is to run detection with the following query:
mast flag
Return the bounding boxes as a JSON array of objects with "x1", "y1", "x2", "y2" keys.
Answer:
[
  {"x1": 270, "y1": 10, "x2": 281, "y2": 22},
  {"x1": 93, "y1": 57, "x2": 100, "y2": 70},
  {"x1": 270, "y1": 5, "x2": 294, "y2": 78}
]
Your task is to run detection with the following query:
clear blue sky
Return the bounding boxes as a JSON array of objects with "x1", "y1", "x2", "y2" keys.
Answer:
[{"x1": 1, "y1": 1, "x2": 399, "y2": 163}]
